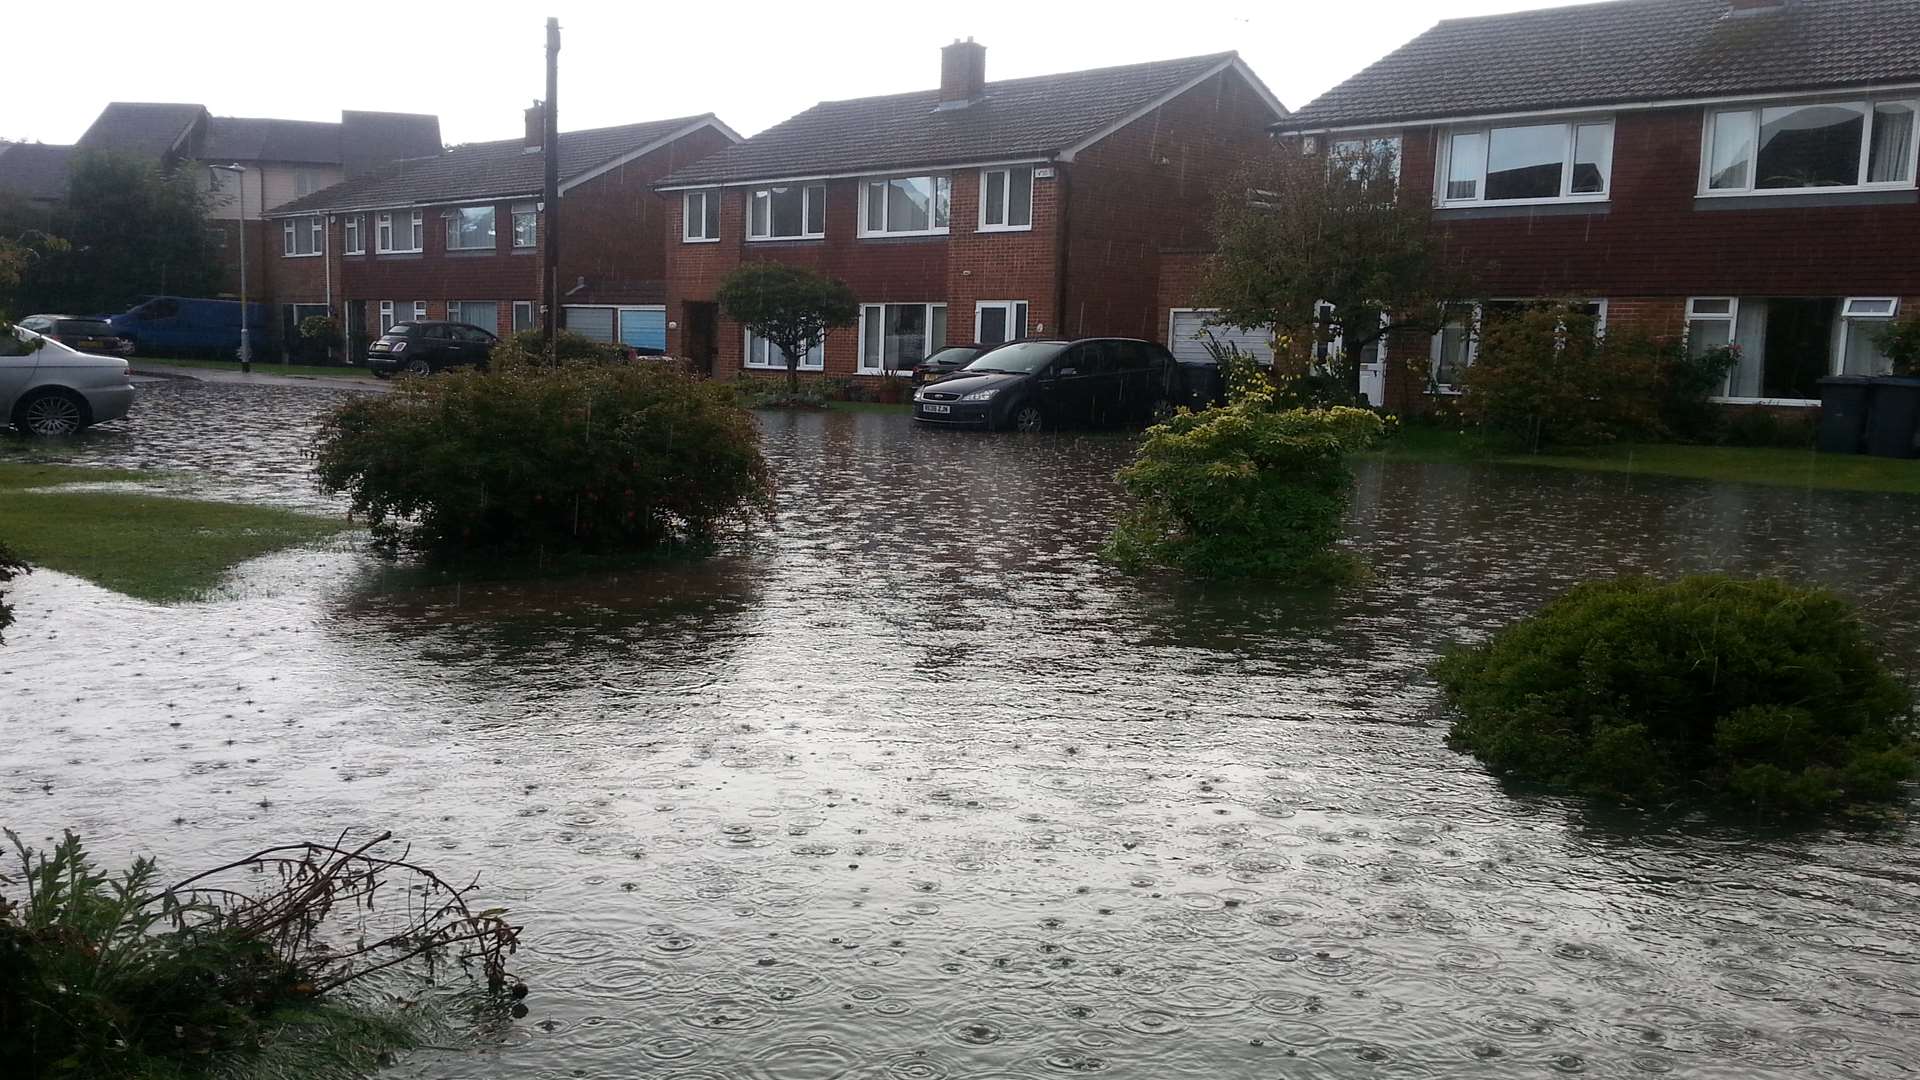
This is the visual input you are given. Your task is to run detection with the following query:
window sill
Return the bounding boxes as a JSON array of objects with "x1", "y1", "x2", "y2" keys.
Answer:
[
  {"x1": 1693, "y1": 189, "x2": 1917, "y2": 211},
  {"x1": 445, "y1": 247, "x2": 496, "y2": 256},
  {"x1": 343, "y1": 249, "x2": 367, "y2": 256},
  {"x1": 746, "y1": 235, "x2": 824, "y2": 243},
  {"x1": 743, "y1": 365, "x2": 824, "y2": 373},
  {"x1": 281, "y1": 251, "x2": 324, "y2": 259},
  {"x1": 976, "y1": 223, "x2": 1033, "y2": 233},
  {"x1": 854, "y1": 368, "x2": 914, "y2": 377},
  {"x1": 857, "y1": 228, "x2": 951, "y2": 240},
  {"x1": 682, "y1": 236, "x2": 722, "y2": 244},
  {"x1": 1433, "y1": 201, "x2": 1609, "y2": 221},
  {"x1": 375, "y1": 249, "x2": 424, "y2": 257},
  {"x1": 1710, "y1": 396, "x2": 1819, "y2": 408}
]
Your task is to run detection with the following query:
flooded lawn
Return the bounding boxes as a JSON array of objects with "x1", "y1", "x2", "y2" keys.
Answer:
[{"x1": 4, "y1": 383, "x2": 1920, "y2": 1079}]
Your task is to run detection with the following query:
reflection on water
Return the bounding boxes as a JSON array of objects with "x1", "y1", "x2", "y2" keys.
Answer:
[{"x1": 4, "y1": 393, "x2": 1920, "y2": 1079}]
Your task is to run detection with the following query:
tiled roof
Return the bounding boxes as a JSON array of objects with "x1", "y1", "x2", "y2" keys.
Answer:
[
  {"x1": 203, "y1": 117, "x2": 344, "y2": 164},
  {"x1": 1278, "y1": 0, "x2": 1920, "y2": 131},
  {"x1": 659, "y1": 52, "x2": 1270, "y2": 186},
  {"x1": 271, "y1": 116, "x2": 723, "y2": 214},
  {"x1": 0, "y1": 142, "x2": 76, "y2": 201},
  {"x1": 339, "y1": 112, "x2": 444, "y2": 178},
  {"x1": 75, "y1": 102, "x2": 204, "y2": 157}
]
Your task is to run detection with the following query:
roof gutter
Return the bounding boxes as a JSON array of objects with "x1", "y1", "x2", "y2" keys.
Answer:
[
  {"x1": 655, "y1": 155, "x2": 1053, "y2": 192},
  {"x1": 264, "y1": 188, "x2": 546, "y2": 219},
  {"x1": 1272, "y1": 78, "x2": 1920, "y2": 136}
]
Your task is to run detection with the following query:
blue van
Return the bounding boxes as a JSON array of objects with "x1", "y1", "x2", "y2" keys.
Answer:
[{"x1": 107, "y1": 296, "x2": 271, "y2": 357}]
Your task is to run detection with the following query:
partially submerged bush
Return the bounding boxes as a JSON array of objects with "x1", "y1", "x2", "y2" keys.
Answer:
[
  {"x1": 312, "y1": 364, "x2": 773, "y2": 558},
  {"x1": 0, "y1": 542, "x2": 25, "y2": 644},
  {"x1": 1105, "y1": 402, "x2": 1383, "y2": 580},
  {"x1": 490, "y1": 328, "x2": 629, "y2": 371},
  {"x1": 1433, "y1": 576, "x2": 1917, "y2": 815},
  {"x1": 0, "y1": 829, "x2": 519, "y2": 1079}
]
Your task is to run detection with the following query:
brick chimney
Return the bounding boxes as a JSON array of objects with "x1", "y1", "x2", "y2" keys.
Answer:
[
  {"x1": 939, "y1": 38, "x2": 986, "y2": 108},
  {"x1": 524, "y1": 101, "x2": 545, "y2": 154}
]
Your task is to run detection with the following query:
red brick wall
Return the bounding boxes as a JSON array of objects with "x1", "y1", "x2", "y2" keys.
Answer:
[
  {"x1": 561, "y1": 124, "x2": 736, "y2": 307},
  {"x1": 1154, "y1": 250, "x2": 1214, "y2": 345},
  {"x1": 1062, "y1": 67, "x2": 1279, "y2": 340}
]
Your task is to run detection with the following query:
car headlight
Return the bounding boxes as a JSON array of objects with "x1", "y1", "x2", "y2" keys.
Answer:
[
  {"x1": 961, "y1": 387, "x2": 998, "y2": 402},
  {"x1": 390, "y1": 341, "x2": 407, "y2": 352}
]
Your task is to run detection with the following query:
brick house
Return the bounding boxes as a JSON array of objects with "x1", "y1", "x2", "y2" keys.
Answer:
[
  {"x1": 655, "y1": 42, "x2": 1285, "y2": 380},
  {"x1": 1264, "y1": 0, "x2": 1920, "y2": 413},
  {"x1": 264, "y1": 109, "x2": 738, "y2": 358}
]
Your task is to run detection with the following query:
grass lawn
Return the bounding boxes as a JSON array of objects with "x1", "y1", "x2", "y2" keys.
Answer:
[
  {"x1": 0, "y1": 462, "x2": 348, "y2": 602},
  {"x1": 133, "y1": 356, "x2": 377, "y2": 381},
  {"x1": 1371, "y1": 426, "x2": 1920, "y2": 496}
]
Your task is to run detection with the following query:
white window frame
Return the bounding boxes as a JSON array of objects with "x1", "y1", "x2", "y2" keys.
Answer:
[
  {"x1": 683, "y1": 190, "x2": 721, "y2": 243},
  {"x1": 444, "y1": 205, "x2": 497, "y2": 252},
  {"x1": 977, "y1": 166, "x2": 1033, "y2": 232},
  {"x1": 378, "y1": 300, "x2": 396, "y2": 333},
  {"x1": 294, "y1": 170, "x2": 318, "y2": 197},
  {"x1": 1436, "y1": 118, "x2": 1614, "y2": 206},
  {"x1": 1698, "y1": 296, "x2": 1902, "y2": 405},
  {"x1": 1698, "y1": 97, "x2": 1920, "y2": 197},
  {"x1": 747, "y1": 183, "x2": 826, "y2": 241},
  {"x1": 343, "y1": 214, "x2": 364, "y2": 254},
  {"x1": 511, "y1": 202, "x2": 538, "y2": 248},
  {"x1": 413, "y1": 301, "x2": 429, "y2": 321},
  {"x1": 1329, "y1": 136, "x2": 1403, "y2": 184},
  {"x1": 376, "y1": 209, "x2": 425, "y2": 253},
  {"x1": 281, "y1": 215, "x2": 324, "y2": 257},
  {"x1": 1429, "y1": 299, "x2": 1609, "y2": 393},
  {"x1": 974, "y1": 300, "x2": 1029, "y2": 343},
  {"x1": 743, "y1": 327, "x2": 824, "y2": 371},
  {"x1": 512, "y1": 300, "x2": 536, "y2": 333},
  {"x1": 856, "y1": 302, "x2": 946, "y2": 375},
  {"x1": 858, "y1": 174, "x2": 952, "y2": 238}
]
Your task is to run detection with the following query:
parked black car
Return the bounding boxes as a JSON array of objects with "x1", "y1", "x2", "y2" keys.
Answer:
[
  {"x1": 912, "y1": 337, "x2": 1202, "y2": 431},
  {"x1": 912, "y1": 343, "x2": 990, "y2": 384},
  {"x1": 364, "y1": 321, "x2": 498, "y2": 377},
  {"x1": 16, "y1": 315, "x2": 133, "y2": 356}
]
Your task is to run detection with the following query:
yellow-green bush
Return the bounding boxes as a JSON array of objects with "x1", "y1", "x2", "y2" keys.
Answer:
[{"x1": 1433, "y1": 576, "x2": 1916, "y2": 815}]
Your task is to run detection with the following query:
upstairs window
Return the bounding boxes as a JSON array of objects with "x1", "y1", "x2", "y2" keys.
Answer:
[
  {"x1": 683, "y1": 190, "x2": 721, "y2": 242},
  {"x1": 861, "y1": 175, "x2": 951, "y2": 236},
  {"x1": 1703, "y1": 98, "x2": 1918, "y2": 194},
  {"x1": 749, "y1": 184, "x2": 825, "y2": 240},
  {"x1": 445, "y1": 205, "x2": 496, "y2": 251},
  {"x1": 979, "y1": 166, "x2": 1033, "y2": 230},
  {"x1": 376, "y1": 209, "x2": 424, "y2": 253},
  {"x1": 343, "y1": 214, "x2": 364, "y2": 254},
  {"x1": 512, "y1": 202, "x2": 538, "y2": 248},
  {"x1": 1439, "y1": 120, "x2": 1613, "y2": 204},
  {"x1": 294, "y1": 170, "x2": 319, "y2": 197},
  {"x1": 281, "y1": 215, "x2": 323, "y2": 256}
]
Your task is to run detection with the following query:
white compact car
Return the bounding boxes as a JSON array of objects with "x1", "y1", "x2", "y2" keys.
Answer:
[{"x1": 3, "y1": 323, "x2": 135, "y2": 436}]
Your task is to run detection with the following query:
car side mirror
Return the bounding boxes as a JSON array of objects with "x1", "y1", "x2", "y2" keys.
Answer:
[{"x1": 1056, "y1": 366, "x2": 1077, "y2": 377}]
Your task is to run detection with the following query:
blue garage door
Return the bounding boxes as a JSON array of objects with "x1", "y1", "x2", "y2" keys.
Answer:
[{"x1": 619, "y1": 307, "x2": 667, "y2": 352}]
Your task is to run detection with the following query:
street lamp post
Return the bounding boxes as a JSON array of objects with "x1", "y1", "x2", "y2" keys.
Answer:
[{"x1": 209, "y1": 163, "x2": 251, "y2": 372}]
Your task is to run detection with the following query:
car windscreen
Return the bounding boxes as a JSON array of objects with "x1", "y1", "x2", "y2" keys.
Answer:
[
  {"x1": 962, "y1": 341, "x2": 1064, "y2": 374},
  {"x1": 385, "y1": 323, "x2": 416, "y2": 336},
  {"x1": 923, "y1": 346, "x2": 981, "y2": 366},
  {"x1": 55, "y1": 319, "x2": 115, "y2": 336}
]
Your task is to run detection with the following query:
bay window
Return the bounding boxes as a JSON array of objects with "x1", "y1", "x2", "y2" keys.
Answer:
[
  {"x1": 1703, "y1": 97, "x2": 1918, "y2": 194},
  {"x1": 282, "y1": 215, "x2": 323, "y2": 256},
  {"x1": 979, "y1": 166, "x2": 1032, "y2": 230},
  {"x1": 744, "y1": 328, "x2": 823, "y2": 370},
  {"x1": 1693, "y1": 296, "x2": 1899, "y2": 402},
  {"x1": 683, "y1": 189, "x2": 721, "y2": 241},
  {"x1": 445, "y1": 205, "x2": 496, "y2": 251},
  {"x1": 376, "y1": 209, "x2": 424, "y2": 253},
  {"x1": 858, "y1": 302, "x2": 946, "y2": 373},
  {"x1": 861, "y1": 175, "x2": 951, "y2": 236},
  {"x1": 1439, "y1": 119, "x2": 1613, "y2": 204},
  {"x1": 749, "y1": 184, "x2": 826, "y2": 240}
]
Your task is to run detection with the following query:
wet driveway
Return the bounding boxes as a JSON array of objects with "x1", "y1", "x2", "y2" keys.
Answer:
[{"x1": 4, "y1": 382, "x2": 1920, "y2": 1079}]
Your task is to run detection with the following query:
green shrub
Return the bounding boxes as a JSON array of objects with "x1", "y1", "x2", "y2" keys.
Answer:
[
  {"x1": 1873, "y1": 313, "x2": 1920, "y2": 376},
  {"x1": 1104, "y1": 401, "x2": 1383, "y2": 580},
  {"x1": 490, "y1": 328, "x2": 629, "y2": 371},
  {"x1": 312, "y1": 363, "x2": 773, "y2": 558},
  {"x1": 0, "y1": 542, "x2": 24, "y2": 643},
  {"x1": 1718, "y1": 407, "x2": 1818, "y2": 449},
  {"x1": 726, "y1": 373, "x2": 834, "y2": 408},
  {"x1": 1433, "y1": 575, "x2": 1916, "y2": 815}
]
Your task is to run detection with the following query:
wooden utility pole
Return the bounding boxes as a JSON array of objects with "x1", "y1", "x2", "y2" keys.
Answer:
[{"x1": 541, "y1": 16, "x2": 561, "y2": 347}]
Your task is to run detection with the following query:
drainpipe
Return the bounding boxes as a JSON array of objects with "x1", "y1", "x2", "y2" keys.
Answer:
[
  {"x1": 1051, "y1": 160, "x2": 1071, "y2": 337},
  {"x1": 323, "y1": 214, "x2": 333, "y2": 362}
]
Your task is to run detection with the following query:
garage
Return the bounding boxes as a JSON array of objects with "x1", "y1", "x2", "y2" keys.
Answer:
[
  {"x1": 564, "y1": 305, "x2": 668, "y2": 353},
  {"x1": 1168, "y1": 309, "x2": 1274, "y2": 365}
]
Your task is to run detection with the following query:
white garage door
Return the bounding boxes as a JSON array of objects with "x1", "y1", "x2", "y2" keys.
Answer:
[{"x1": 1168, "y1": 309, "x2": 1274, "y2": 365}]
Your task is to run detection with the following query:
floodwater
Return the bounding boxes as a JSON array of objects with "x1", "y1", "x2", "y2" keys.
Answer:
[{"x1": 5, "y1": 380, "x2": 1920, "y2": 1079}]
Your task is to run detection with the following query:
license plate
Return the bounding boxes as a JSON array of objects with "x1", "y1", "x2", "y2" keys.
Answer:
[{"x1": 922, "y1": 403, "x2": 952, "y2": 414}]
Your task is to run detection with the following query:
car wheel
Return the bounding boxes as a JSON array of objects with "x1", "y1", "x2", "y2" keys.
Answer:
[
  {"x1": 1010, "y1": 402, "x2": 1045, "y2": 433},
  {"x1": 404, "y1": 357, "x2": 432, "y2": 377},
  {"x1": 16, "y1": 389, "x2": 89, "y2": 436}
]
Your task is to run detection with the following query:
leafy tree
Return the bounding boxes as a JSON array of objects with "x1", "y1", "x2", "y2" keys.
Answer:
[
  {"x1": 1204, "y1": 140, "x2": 1464, "y2": 403},
  {"x1": 716, "y1": 263, "x2": 857, "y2": 399},
  {"x1": 0, "y1": 195, "x2": 67, "y2": 320},
  {"x1": 10, "y1": 153, "x2": 222, "y2": 314}
]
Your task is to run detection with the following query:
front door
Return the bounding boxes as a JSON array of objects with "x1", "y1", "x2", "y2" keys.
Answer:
[
  {"x1": 684, "y1": 302, "x2": 718, "y2": 375},
  {"x1": 975, "y1": 301, "x2": 1029, "y2": 346}
]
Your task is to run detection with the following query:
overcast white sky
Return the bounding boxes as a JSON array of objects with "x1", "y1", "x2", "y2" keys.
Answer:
[{"x1": 5, "y1": 0, "x2": 1556, "y2": 146}]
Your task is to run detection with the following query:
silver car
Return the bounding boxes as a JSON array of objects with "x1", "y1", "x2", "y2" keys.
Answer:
[{"x1": 4, "y1": 323, "x2": 135, "y2": 436}]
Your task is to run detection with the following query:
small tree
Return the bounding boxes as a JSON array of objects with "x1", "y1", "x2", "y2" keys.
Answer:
[
  {"x1": 1205, "y1": 140, "x2": 1464, "y2": 403},
  {"x1": 717, "y1": 263, "x2": 857, "y2": 399},
  {"x1": 11, "y1": 153, "x2": 222, "y2": 314}
]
